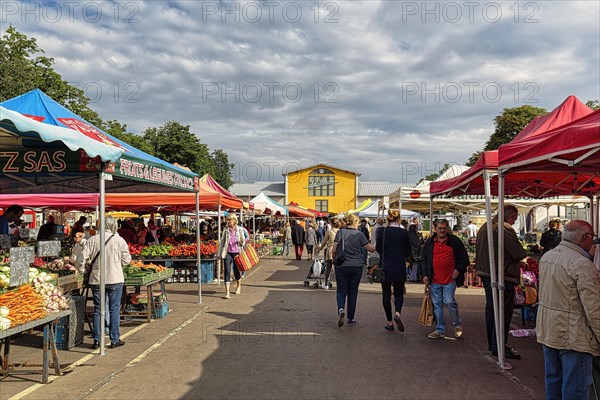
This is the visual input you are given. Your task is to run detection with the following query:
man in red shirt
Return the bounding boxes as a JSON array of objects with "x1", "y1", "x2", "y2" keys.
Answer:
[{"x1": 421, "y1": 219, "x2": 469, "y2": 339}]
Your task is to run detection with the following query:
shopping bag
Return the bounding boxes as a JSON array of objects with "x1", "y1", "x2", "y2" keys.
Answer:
[
  {"x1": 234, "y1": 251, "x2": 252, "y2": 272},
  {"x1": 418, "y1": 286, "x2": 435, "y2": 326},
  {"x1": 524, "y1": 286, "x2": 537, "y2": 305},
  {"x1": 246, "y1": 245, "x2": 260, "y2": 266},
  {"x1": 514, "y1": 285, "x2": 526, "y2": 306},
  {"x1": 312, "y1": 259, "x2": 323, "y2": 277}
]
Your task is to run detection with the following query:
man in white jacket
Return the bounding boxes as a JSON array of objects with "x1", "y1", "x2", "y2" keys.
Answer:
[{"x1": 78, "y1": 216, "x2": 131, "y2": 350}]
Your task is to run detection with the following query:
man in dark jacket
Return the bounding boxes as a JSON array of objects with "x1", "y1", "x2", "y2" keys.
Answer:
[
  {"x1": 291, "y1": 220, "x2": 305, "y2": 261},
  {"x1": 420, "y1": 218, "x2": 469, "y2": 339},
  {"x1": 476, "y1": 205, "x2": 527, "y2": 360},
  {"x1": 539, "y1": 219, "x2": 562, "y2": 255},
  {"x1": 37, "y1": 215, "x2": 58, "y2": 240}
]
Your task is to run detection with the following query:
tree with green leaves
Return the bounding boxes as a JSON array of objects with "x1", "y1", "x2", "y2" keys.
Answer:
[
  {"x1": 483, "y1": 105, "x2": 547, "y2": 151},
  {"x1": 586, "y1": 100, "x2": 600, "y2": 111},
  {"x1": 211, "y1": 149, "x2": 234, "y2": 189},
  {"x1": 0, "y1": 25, "x2": 104, "y2": 127}
]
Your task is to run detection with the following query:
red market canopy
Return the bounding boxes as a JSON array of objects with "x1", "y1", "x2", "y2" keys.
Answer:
[
  {"x1": 286, "y1": 203, "x2": 316, "y2": 218},
  {"x1": 200, "y1": 174, "x2": 243, "y2": 209},
  {"x1": 288, "y1": 201, "x2": 327, "y2": 217},
  {"x1": 497, "y1": 110, "x2": 600, "y2": 198},
  {"x1": 105, "y1": 181, "x2": 243, "y2": 211},
  {"x1": 430, "y1": 95, "x2": 594, "y2": 197},
  {"x1": 0, "y1": 193, "x2": 99, "y2": 210}
]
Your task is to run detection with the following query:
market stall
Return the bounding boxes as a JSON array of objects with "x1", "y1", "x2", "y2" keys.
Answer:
[
  {"x1": 1, "y1": 89, "x2": 200, "y2": 356},
  {"x1": 429, "y1": 98, "x2": 598, "y2": 370}
]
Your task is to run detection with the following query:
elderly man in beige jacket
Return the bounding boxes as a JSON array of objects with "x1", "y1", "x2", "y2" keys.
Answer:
[{"x1": 537, "y1": 220, "x2": 600, "y2": 400}]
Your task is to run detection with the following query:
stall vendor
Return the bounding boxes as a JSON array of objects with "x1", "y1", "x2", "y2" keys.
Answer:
[{"x1": 0, "y1": 204, "x2": 24, "y2": 235}]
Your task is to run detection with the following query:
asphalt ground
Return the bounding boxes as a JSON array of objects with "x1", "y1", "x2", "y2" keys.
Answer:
[{"x1": 1, "y1": 255, "x2": 546, "y2": 400}]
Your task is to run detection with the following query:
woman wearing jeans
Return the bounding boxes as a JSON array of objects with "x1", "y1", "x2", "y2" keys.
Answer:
[
  {"x1": 219, "y1": 214, "x2": 247, "y2": 299},
  {"x1": 331, "y1": 214, "x2": 375, "y2": 327},
  {"x1": 79, "y1": 216, "x2": 131, "y2": 349},
  {"x1": 374, "y1": 210, "x2": 412, "y2": 332}
]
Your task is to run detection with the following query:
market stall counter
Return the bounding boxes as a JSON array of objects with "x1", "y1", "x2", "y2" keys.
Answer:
[{"x1": 1, "y1": 309, "x2": 71, "y2": 383}]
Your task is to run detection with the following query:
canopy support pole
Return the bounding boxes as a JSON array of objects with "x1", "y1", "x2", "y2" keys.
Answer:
[
  {"x1": 483, "y1": 170, "x2": 504, "y2": 370},
  {"x1": 99, "y1": 168, "x2": 106, "y2": 356},
  {"x1": 217, "y1": 204, "x2": 222, "y2": 285},
  {"x1": 196, "y1": 190, "x2": 202, "y2": 304},
  {"x1": 497, "y1": 172, "x2": 508, "y2": 370},
  {"x1": 429, "y1": 196, "x2": 433, "y2": 235}
]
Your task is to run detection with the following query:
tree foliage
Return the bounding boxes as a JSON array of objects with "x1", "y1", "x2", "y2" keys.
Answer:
[
  {"x1": 143, "y1": 121, "x2": 215, "y2": 177},
  {"x1": 466, "y1": 151, "x2": 482, "y2": 167},
  {"x1": 211, "y1": 149, "x2": 234, "y2": 189},
  {"x1": 586, "y1": 100, "x2": 600, "y2": 111},
  {"x1": 0, "y1": 25, "x2": 104, "y2": 127},
  {"x1": 0, "y1": 26, "x2": 235, "y2": 189},
  {"x1": 483, "y1": 105, "x2": 547, "y2": 151}
]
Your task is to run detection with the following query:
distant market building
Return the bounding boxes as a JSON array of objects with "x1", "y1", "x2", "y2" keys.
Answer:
[{"x1": 230, "y1": 163, "x2": 408, "y2": 214}]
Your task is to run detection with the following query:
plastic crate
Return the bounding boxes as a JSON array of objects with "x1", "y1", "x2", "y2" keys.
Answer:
[
  {"x1": 153, "y1": 301, "x2": 169, "y2": 319},
  {"x1": 124, "y1": 272, "x2": 161, "y2": 285},
  {"x1": 200, "y1": 260, "x2": 214, "y2": 283},
  {"x1": 54, "y1": 296, "x2": 85, "y2": 350}
]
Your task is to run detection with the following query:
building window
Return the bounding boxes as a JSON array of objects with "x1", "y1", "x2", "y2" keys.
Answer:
[
  {"x1": 315, "y1": 200, "x2": 328, "y2": 212},
  {"x1": 308, "y1": 168, "x2": 335, "y2": 197}
]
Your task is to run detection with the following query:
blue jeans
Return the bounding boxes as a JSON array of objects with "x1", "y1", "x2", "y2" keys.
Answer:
[
  {"x1": 430, "y1": 281, "x2": 461, "y2": 333},
  {"x1": 283, "y1": 239, "x2": 291, "y2": 256},
  {"x1": 336, "y1": 266, "x2": 363, "y2": 320},
  {"x1": 91, "y1": 283, "x2": 123, "y2": 344},
  {"x1": 543, "y1": 345, "x2": 593, "y2": 400},
  {"x1": 223, "y1": 252, "x2": 241, "y2": 283}
]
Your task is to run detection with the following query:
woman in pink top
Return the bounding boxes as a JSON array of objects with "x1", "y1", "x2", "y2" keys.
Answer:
[{"x1": 219, "y1": 214, "x2": 247, "y2": 299}]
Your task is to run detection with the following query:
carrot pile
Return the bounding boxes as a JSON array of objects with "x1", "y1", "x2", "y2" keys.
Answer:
[{"x1": 0, "y1": 285, "x2": 47, "y2": 327}]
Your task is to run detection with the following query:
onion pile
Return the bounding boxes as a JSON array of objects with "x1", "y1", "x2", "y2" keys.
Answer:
[
  {"x1": 31, "y1": 278, "x2": 70, "y2": 312},
  {"x1": 0, "y1": 306, "x2": 10, "y2": 330}
]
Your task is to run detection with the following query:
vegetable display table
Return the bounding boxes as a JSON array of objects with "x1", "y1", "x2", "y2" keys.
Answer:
[
  {"x1": 121, "y1": 276, "x2": 169, "y2": 323},
  {"x1": 0, "y1": 309, "x2": 72, "y2": 383}
]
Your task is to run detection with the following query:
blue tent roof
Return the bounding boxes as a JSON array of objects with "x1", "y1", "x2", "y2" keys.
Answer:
[{"x1": 1, "y1": 89, "x2": 197, "y2": 192}]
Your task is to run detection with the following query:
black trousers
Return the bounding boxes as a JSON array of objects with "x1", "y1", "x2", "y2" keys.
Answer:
[
  {"x1": 481, "y1": 276, "x2": 515, "y2": 353},
  {"x1": 325, "y1": 259, "x2": 333, "y2": 283},
  {"x1": 381, "y1": 281, "x2": 405, "y2": 322}
]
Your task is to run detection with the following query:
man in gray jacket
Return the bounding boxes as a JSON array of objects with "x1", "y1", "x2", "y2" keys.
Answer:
[{"x1": 537, "y1": 220, "x2": 600, "y2": 400}]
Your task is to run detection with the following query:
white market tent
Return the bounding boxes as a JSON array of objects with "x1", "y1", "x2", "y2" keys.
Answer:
[
  {"x1": 358, "y1": 199, "x2": 418, "y2": 219},
  {"x1": 249, "y1": 192, "x2": 288, "y2": 216}
]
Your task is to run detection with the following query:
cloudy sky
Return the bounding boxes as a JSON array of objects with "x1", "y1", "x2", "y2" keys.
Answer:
[{"x1": 5, "y1": 0, "x2": 599, "y2": 184}]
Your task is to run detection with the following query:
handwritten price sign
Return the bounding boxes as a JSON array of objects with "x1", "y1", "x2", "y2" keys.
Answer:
[{"x1": 9, "y1": 246, "x2": 35, "y2": 287}]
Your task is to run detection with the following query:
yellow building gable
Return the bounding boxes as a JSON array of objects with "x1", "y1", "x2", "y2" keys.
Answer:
[{"x1": 285, "y1": 164, "x2": 359, "y2": 213}]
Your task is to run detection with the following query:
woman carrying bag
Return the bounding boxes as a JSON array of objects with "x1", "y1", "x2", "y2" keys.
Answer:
[
  {"x1": 375, "y1": 210, "x2": 412, "y2": 332},
  {"x1": 219, "y1": 214, "x2": 247, "y2": 299},
  {"x1": 331, "y1": 214, "x2": 376, "y2": 327}
]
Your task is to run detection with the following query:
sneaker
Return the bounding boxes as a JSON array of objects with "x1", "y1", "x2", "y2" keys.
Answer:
[
  {"x1": 428, "y1": 331, "x2": 445, "y2": 339},
  {"x1": 454, "y1": 324, "x2": 464, "y2": 338},
  {"x1": 92, "y1": 340, "x2": 99, "y2": 350},
  {"x1": 347, "y1": 319, "x2": 357, "y2": 326},
  {"x1": 337, "y1": 309, "x2": 345, "y2": 327},
  {"x1": 223, "y1": 294, "x2": 230, "y2": 299}
]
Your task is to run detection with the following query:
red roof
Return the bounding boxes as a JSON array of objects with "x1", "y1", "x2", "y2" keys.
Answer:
[
  {"x1": 430, "y1": 96, "x2": 594, "y2": 197},
  {"x1": 497, "y1": 110, "x2": 600, "y2": 198}
]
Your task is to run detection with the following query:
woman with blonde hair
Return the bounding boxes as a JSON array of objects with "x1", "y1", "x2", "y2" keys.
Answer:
[
  {"x1": 374, "y1": 210, "x2": 412, "y2": 331},
  {"x1": 331, "y1": 213, "x2": 376, "y2": 327},
  {"x1": 219, "y1": 214, "x2": 247, "y2": 299}
]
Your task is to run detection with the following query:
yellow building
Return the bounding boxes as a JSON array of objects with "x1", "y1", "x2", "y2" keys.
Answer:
[{"x1": 284, "y1": 164, "x2": 359, "y2": 213}]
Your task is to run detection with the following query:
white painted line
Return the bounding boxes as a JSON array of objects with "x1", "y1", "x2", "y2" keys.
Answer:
[{"x1": 8, "y1": 322, "x2": 149, "y2": 400}]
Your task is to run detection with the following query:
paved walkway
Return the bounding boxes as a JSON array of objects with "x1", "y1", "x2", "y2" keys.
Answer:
[{"x1": 1, "y1": 255, "x2": 545, "y2": 399}]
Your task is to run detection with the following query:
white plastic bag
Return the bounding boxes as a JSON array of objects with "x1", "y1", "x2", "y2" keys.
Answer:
[{"x1": 312, "y1": 260, "x2": 322, "y2": 278}]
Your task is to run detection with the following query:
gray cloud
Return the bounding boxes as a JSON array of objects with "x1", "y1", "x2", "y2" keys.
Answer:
[{"x1": 5, "y1": 0, "x2": 599, "y2": 184}]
